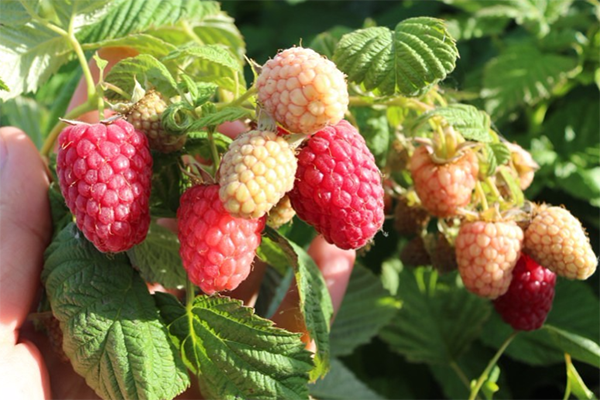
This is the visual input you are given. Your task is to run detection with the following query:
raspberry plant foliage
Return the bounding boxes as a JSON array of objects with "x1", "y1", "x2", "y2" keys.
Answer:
[{"x1": 2, "y1": 0, "x2": 599, "y2": 399}]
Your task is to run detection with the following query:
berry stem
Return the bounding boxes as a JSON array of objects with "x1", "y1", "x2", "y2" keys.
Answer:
[
  {"x1": 468, "y1": 331, "x2": 518, "y2": 400},
  {"x1": 185, "y1": 277, "x2": 196, "y2": 310},
  {"x1": 103, "y1": 83, "x2": 132, "y2": 100},
  {"x1": 218, "y1": 86, "x2": 258, "y2": 110},
  {"x1": 40, "y1": 100, "x2": 97, "y2": 156},
  {"x1": 562, "y1": 354, "x2": 573, "y2": 400},
  {"x1": 474, "y1": 181, "x2": 489, "y2": 211},
  {"x1": 450, "y1": 362, "x2": 481, "y2": 400}
]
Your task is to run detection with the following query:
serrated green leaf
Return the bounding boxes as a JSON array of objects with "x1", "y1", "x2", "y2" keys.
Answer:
[
  {"x1": 263, "y1": 228, "x2": 334, "y2": 380},
  {"x1": 330, "y1": 263, "x2": 399, "y2": 357},
  {"x1": 42, "y1": 223, "x2": 190, "y2": 400},
  {"x1": 544, "y1": 325, "x2": 600, "y2": 368},
  {"x1": 256, "y1": 236, "x2": 292, "y2": 276},
  {"x1": 333, "y1": 17, "x2": 458, "y2": 97},
  {"x1": 0, "y1": 0, "x2": 37, "y2": 25},
  {"x1": 193, "y1": 106, "x2": 251, "y2": 130},
  {"x1": 483, "y1": 142, "x2": 511, "y2": 176},
  {"x1": 445, "y1": 14, "x2": 509, "y2": 41},
  {"x1": 309, "y1": 358, "x2": 384, "y2": 400},
  {"x1": 82, "y1": 33, "x2": 177, "y2": 58},
  {"x1": 48, "y1": 0, "x2": 113, "y2": 32},
  {"x1": 184, "y1": 130, "x2": 233, "y2": 159},
  {"x1": 0, "y1": 21, "x2": 71, "y2": 101},
  {"x1": 127, "y1": 220, "x2": 187, "y2": 289},
  {"x1": 481, "y1": 279, "x2": 600, "y2": 366},
  {"x1": 482, "y1": 44, "x2": 579, "y2": 118},
  {"x1": 381, "y1": 257, "x2": 403, "y2": 296},
  {"x1": 77, "y1": 0, "x2": 221, "y2": 44},
  {"x1": 187, "y1": 13, "x2": 246, "y2": 60},
  {"x1": 155, "y1": 292, "x2": 313, "y2": 400},
  {"x1": 566, "y1": 357, "x2": 598, "y2": 400},
  {"x1": 104, "y1": 54, "x2": 179, "y2": 100},
  {"x1": 149, "y1": 154, "x2": 183, "y2": 217},
  {"x1": 163, "y1": 43, "x2": 240, "y2": 72},
  {"x1": 411, "y1": 104, "x2": 492, "y2": 142},
  {"x1": 380, "y1": 268, "x2": 491, "y2": 364},
  {"x1": 351, "y1": 107, "x2": 391, "y2": 167}
]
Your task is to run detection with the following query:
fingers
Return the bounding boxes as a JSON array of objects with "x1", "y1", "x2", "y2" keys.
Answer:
[
  {"x1": 271, "y1": 235, "x2": 356, "y2": 349},
  {"x1": 0, "y1": 128, "x2": 51, "y2": 343}
]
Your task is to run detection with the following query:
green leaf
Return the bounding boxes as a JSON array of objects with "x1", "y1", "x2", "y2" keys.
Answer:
[
  {"x1": 0, "y1": 96, "x2": 47, "y2": 148},
  {"x1": 48, "y1": 0, "x2": 113, "y2": 32},
  {"x1": 82, "y1": 33, "x2": 177, "y2": 58},
  {"x1": 187, "y1": 13, "x2": 246, "y2": 60},
  {"x1": 381, "y1": 257, "x2": 403, "y2": 296},
  {"x1": 0, "y1": 0, "x2": 37, "y2": 25},
  {"x1": 193, "y1": 106, "x2": 252, "y2": 130},
  {"x1": 309, "y1": 26, "x2": 352, "y2": 58},
  {"x1": 149, "y1": 154, "x2": 183, "y2": 217},
  {"x1": 410, "y1": 104, "x2": 492, "y2": 142},
  {"x1": 155, "y1": 292, "x2": 313, "y2": 400},
  {"x1": 483, "y1": 142, "x2": 511, "y2": 176},
  {"x1": 256, "y1": 235, "x2": 292, "y2": 276},
  {"x1": 42, "y1": 223, "x2": 189, "y2": 400},
  {"x1": 48, "y1": 183, "x2": 72, "y2": 238},
  {"x1": 333, "y1": 17, "x2": 458, "y2": 96},
  {"x1": 380, "y1": 268, "x2": 491, "y2": 364},
  {"x1": 184, "y1": 130, "x2": 233, "y2": 159},
  {"x1": 309, "y1": 358, "x2": 384, "y2": 400},
  {"x1": 481, "y1": 279, "x2": 600, "y2": 366},
  {"x1": 330, "y1": 263, "x2": 399, "y2": 357},
  {"x1": 104, "y1": 54, "x2": 179, "y2": 99},
  {"x1": 445, "y1": 14, "x2": 509, "y2": 41},
  {"x1": 263, "y1": 228, "x2": 334, "y2": 380},
  {"x1": 566, "y1": 357, "x2": 598, "y2": 400},
  {"x1": 351, "y1": 107, "x2": 391, "y2": 167},
  {"x1": 0, "y1": 21, "x2": 71, "y2": 101},
  {"x1": 482, "y1": 44, "x2": 579, "y2": 118},
  {"x1": 162, "y1": 44, "x2": 242, "y2": 93},
  {"x1": 544, "y1": 325, "x2": 600, "y2": 368},
  {"x1": 77, "y1": 0, "x2": 221, "y2": 44},
  {"x1": 127, "y1": 220, "x2": 187, "y2": 289}
]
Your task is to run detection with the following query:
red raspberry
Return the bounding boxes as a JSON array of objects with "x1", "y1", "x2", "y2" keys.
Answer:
[
  {"x1": 256, "y1": 46, "x2": 349, "y2": 134},
  {"x1": 56, "y1": 120, "x2": 152, "y2": 253},
  {"x1": 455, "y1": 220, "x2": 524, "y2": 299},
  {"x1": 289, "y1": 120, "x2": 384, "y2": 250},
  {"x1": 524, "y1": 206, "x2": 597, "y2": 280},
  {"x1": 409, "y1": 146, "x2": 479, "y2": 218},
  {"x1": 400, "y1": 236, "x2": 431, "y2": 267},
  {"x1": 493, "y1": 254, "x2": 556, "y2": 331},
  {"x1": 177, "y1": 185, "x2": 265, "y2": 295}
]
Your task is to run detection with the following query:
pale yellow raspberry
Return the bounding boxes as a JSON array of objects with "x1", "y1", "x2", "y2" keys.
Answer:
[
  {"x1": 256, "y1": 47, "x2": 349, "y2": 135},
  {"x1": 525, "y1": 206, "x2": 597, "y2": 280},
  {"x1": 219, "y1": 130, "x2": 297, "y2": 219},
  {"x1": 267, "y1": 195, "x2": 296, "y2": 228}
]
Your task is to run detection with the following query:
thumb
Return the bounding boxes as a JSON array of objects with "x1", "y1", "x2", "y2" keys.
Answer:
[{"x1": 0, "y1": 127, "x2": 51, "y2": 337}]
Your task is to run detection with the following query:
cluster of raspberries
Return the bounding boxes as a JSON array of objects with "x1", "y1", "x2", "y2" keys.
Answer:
[
  {"x1": 57, "y1": 47, "x2": 385, "y2": 296},
  {"x1": 401, "y1": 140, "x2": 597, "y2": 331}
]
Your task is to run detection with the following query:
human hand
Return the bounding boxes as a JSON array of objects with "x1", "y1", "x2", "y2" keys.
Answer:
[{"x1": 0, "y1": 47, "x2": 356, "y2": 399}]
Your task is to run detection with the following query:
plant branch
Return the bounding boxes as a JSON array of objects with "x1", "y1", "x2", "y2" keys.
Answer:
[
  {"x1": 468, "y1": 331, "x2": 518, "y2": 400},
  {"x1": 185, "y1": 277, "x2": 196, "y2": 309}
]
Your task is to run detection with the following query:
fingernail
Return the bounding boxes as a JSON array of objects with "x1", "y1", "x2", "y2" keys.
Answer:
[{"x1": 0, "y1": 132, "x2": 7, "y2": 171}]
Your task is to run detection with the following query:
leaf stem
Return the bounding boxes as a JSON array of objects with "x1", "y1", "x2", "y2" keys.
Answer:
[
  {"x1": 185, "y1": 277, "x2": 196, "y2": 309},
  {"x1": 562, "y1": 353, "x2": 572, "y2": 400},
  {"x1": 181, "y1": 20, "x2": 204, "y2": 45},
  {"x1": 450, "y1": 361, "x2": 480, "y2": 400},
  {"x1": 103, "y1": 83, "x2": 132, "y2": 100},
  {"x1": 40, "y1": 100, "x2": 97, "y2": 156},
  {"x1": 468, "y1": 331, "x2": 518, "y2": 400},
  {"x1": 475, "y1": 181, "x2": 489, "y2": 212},
  {"x1": 218, "y1": 86, "x2": 258, "y2": 110}
]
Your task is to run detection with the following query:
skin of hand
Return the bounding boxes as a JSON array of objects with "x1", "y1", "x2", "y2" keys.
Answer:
[{"x1": 0, "y1": 47, "x2": 356, "y2": 399}]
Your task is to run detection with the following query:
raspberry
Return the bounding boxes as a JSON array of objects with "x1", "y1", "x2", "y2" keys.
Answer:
[
  {"x1": 455, "y1": 220, "x2": 524, "y2": 299},
  {"x1": 219, "y1": 130, "x2": 297, "y2": 219},
  {"x1": 493, "y1": 254, "x2": 556, "y2": 331},
  {"x1": 126, "y1": 90, "x2": 185, "y2": 153},
  {"x1": 426, "y1": 232, "x2": 458, "y2": 274},
  {"x1": 256, "y1": 46, "x2": 349, "y2": 134},
  {"x1": 177, "y1": 185, "x2": 265, "y2": 295},
  {"x1": 524, "y1": 206, "x2": 597, "y2": 280},
  {"x1": 393, "y1": 195, "x2": 430, "y2": 236},
  {"x1": 56, "y1": 120, "x2": 152, "y2": 253},
  {"x1": 289, "y1": 120, "x2": 384, "y2": 250},
  {"x1": 267, "y1": 195, "x2": 296, "y2": 229},
  {"x1": 400, "y1": 237, "x2": 430, "y2": 267},
  {"x1": 410, "y1": 146, "x2": 479, "y2": 218}
]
